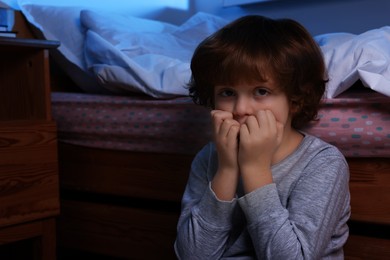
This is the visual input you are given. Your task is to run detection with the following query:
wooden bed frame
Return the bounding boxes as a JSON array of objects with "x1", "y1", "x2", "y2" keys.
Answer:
[
  {"x1": 55, "y1": 143, "x2": 390, "y2": 259},
  {"x1": 13, "y1": 10, "x2": 390, "y2": 259}
]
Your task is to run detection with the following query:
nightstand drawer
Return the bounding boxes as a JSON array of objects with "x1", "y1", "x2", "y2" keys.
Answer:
[{"x1": 0, "y1": 120, "x2": 59, "y2": 227}]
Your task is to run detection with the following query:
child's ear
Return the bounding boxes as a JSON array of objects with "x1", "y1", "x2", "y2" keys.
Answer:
[{"x1": 290, "y1": 100, "x2": 301, "y2": 115}]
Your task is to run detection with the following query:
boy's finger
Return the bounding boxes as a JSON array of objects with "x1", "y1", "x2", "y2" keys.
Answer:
[{"x1": 244, "y1": 115, "x2": 259, "y2": 133}]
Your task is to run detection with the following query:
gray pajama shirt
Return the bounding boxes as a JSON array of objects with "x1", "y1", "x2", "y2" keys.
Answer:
[{"x1": 175, "y1": 133, "x2": 350, "y2": 259}]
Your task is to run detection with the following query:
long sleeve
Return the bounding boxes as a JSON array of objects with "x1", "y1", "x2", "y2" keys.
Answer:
[
  {"x1": 238, "y1": 151, "x2": 350, "y2": 259},
  {"x1": 175, "y1": 143, "x2": 239, "y2": 259}
]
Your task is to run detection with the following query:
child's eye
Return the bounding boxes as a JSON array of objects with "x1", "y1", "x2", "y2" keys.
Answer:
[
  {"x1": 254, "y1": 88, "x2": 269, "y2": 96},
  {"x1": 218, "y1": 89, "x2": 236, "y2": 97}
]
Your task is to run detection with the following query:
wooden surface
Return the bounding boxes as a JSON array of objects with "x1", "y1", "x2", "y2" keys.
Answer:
[
  {"x1": 58, "y1": 199, "x2": 178, "y2": 259},
  {"x1": 59, "y1": 143, "x2": 191, "y2": 202},
  {"x1": 0, "y1": 218, "x2": 57, "y2": 260},
  {"x1": 13, "y1": 10, "x2": 35, "y2": 39},
  {"x1": 0, "y1": 38, "x2": 59, "y2": 259},
  {"x1": 345, "y1": 234, "x2": 390, "y2": 260},
  {"x1": 57, "y1": 143, "x2": 189, "y2": 258},
  {"x1": 0, "y1": 121, "x2": 59, "y2": 227},
  {"x1": 0, "y1": 41, "x2": 53, "y2": 121},
  {"x1": 56, "y1": 142, "x2": 390, "y2": 259},
  {"x1": 0, "y1": 36, "x2": 60, "y2": 49},
  {"x1": 347, "y1": 158, "x2": 390, "y2": 225}
]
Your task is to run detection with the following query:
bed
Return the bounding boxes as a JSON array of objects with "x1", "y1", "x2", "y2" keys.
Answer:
[{"x1": 9, "y1": 1, "x2": 390, "y2": 259}]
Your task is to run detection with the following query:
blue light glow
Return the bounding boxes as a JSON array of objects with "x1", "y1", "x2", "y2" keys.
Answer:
[{"x1": 15, "y1": 0, "x2": 188, "y2": 10}]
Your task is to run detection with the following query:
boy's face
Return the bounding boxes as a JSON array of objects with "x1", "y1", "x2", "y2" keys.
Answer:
[{"x1": 214, "y1": 78, "x2": 292, "y2": 128}]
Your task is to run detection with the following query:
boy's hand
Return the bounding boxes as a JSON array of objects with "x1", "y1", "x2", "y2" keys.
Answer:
[
  {"x1": 238, "y1": 110, "x2": 284, "y2": 174},
  {"x1": 211, "y1": 110, "x2": 240, "y2": 173}
]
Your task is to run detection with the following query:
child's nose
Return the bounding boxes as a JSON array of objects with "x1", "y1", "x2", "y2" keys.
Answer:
[{"x1": 233, "y1": 97, "x2": 252, "y2": 121}]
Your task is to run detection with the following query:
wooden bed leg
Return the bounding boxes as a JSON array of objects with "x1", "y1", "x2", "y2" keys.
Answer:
[
  {"x1": 39, "y1": 218, "x2": 57, "y2": 260},
  {"x1": 30, "y1": 218, "x2": 57, "y2": 260}
]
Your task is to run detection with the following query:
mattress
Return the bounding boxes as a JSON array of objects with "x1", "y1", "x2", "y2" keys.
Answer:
[
  {"x1": 51, "y1": 93, "x2": 212, "y2": 155},
  {"x1": 303, "y1": 87, "x2": 390, "y2": 157},
  {"x1": 51, "y1": 87, "x2": 390, "y2": 157}
]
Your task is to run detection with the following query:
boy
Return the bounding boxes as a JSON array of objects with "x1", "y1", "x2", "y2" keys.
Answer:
[{"x1": 175, "y1": 15, "x2": 350, "y2": 259}]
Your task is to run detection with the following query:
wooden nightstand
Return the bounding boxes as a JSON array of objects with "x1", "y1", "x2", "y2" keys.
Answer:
[{"x1": 0, "y1": 37, "x2": 60, "y2": 259}]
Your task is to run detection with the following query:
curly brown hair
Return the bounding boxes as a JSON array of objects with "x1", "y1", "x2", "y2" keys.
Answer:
[{"x1": 188, "y1": 15, "x2": 327, "y2": 129}]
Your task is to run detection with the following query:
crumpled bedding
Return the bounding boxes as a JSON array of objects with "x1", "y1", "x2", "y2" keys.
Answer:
[
  {"x1": 81, "y1": 11, "x2": 227, "y2": 98},
  {"x1": 82, "y1": 10, "x2": 390, "y2": 98},
  {"x1": 17, "y1": 1, "x2": 390, "y2": 98},
  {"x1": 316, "y1": 27, "x2": 390, "y2": 98}
]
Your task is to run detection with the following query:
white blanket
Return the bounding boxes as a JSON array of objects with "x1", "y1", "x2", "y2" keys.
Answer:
[
  {"x1": 82, "y1": 11, "x2": 228, "y2": 97},
  {"x1": 316, "y1": 27, "x2": 390, "y2": 98},
  {"x1": 84, "y1": 10, "x2": 390, "y2": 98},
  {"x1": 14, "y1": 0, "x2": 390, "y2": 98}
]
